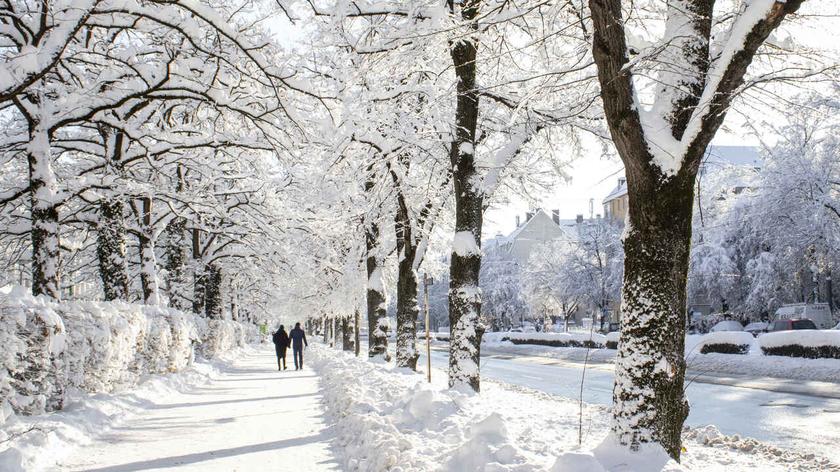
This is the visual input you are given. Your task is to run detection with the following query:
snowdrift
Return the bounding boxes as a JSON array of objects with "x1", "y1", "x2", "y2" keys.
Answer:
[{"x1": 0, "y1": 287, "x2": 256, "y2": 421}]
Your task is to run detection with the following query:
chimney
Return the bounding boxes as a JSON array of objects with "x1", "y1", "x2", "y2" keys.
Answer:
[
  {"x1": 576, "y1": 214, "x2": 584, "y2": 224},
  {"x1": 552, "y1": 209, "x2": 560, "y2": 225},
  {"x1": 515, "y1": 215, "x2": 521, "y2": 227},
  {"x1": 526, "y1": 212, "x2": 534, "y2": 222}
]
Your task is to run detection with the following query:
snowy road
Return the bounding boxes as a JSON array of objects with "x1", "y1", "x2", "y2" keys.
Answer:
[
  {"x1": 421, "y1": 346, "x2": 840, "y2": 460},
  {"x1": 54, "y1": 347, "x2": 339, "y2": 472}
]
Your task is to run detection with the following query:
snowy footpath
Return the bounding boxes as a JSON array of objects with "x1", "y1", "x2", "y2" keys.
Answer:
[{"x1": 1, "y1": 346, "x2": 339, "y2": 471}]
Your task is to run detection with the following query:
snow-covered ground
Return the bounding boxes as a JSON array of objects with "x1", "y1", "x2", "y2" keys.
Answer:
[
  {"x1": 422, "y1": 347, "x2": 840, "y2": 462},
  {"x1": 315, "y1": 344, "x2": 837, "y2": 471},
  {"x1": 0, "y1": 345, "x2": 338, "y2": 472}
]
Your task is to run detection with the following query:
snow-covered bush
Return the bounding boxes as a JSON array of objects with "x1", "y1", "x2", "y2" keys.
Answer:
[
  {"x1": 503, "y1": 331, "x2": 606, "y2": 348},
  {"x1": 605, "y1": 331, "x2": 620, "y2": 349},
  {"x1": 698, "y1": 332, "x2": 754, "y2": 355},
  {"x1": 758, "y1": 331, "x2": 840, "y2": 359},
  {"x1": 0, "y1": 289, "x2": 255, "y2": 420}
]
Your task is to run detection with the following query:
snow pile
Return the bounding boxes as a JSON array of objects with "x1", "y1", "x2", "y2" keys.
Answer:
[
  {"x1": 0, "y1": 288, "x2": 254, "y2": 421},
  {"x1": 309, "y1": 345, "x2": 535, "y2": 471},
  {"x1": 553, "y1": 434, "x2": 682, "y2": 472},
  {"x1": 697, "y1": 331, "x2": 755, "y2": 355},
  {"x1": 505, "y1": 331, "x2": 607, "y2": 348}
]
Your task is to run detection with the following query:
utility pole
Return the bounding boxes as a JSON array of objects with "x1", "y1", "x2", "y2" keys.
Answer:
[{"x1": 424, "y1": 273, "x2": 431, "y2": 383}]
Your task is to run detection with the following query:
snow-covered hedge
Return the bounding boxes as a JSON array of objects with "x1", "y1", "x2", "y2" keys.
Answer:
[
  {"x1": 0, "y1": 288, "x2": 255, "y2": 420},
  {"x1": 698, "y1": 331, "x2": 754, "y2": 355},
  {"x1": 605, "y1": 332, "x2": 620, "y2": 349},
  {"x1": 758, "y1": 330, "x2": 840, "y2": 359},
  {"x1": 503, "y1": 331, "x2": 607, "y2": 348}
]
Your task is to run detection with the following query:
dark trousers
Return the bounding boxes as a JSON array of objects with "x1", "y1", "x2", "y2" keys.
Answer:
[
  {"x1": 293, "y1": 346, "x2": 303, "y2": 369},
  {"x1": 275, "y1": 348, "x2": 286, "y2": 370}
]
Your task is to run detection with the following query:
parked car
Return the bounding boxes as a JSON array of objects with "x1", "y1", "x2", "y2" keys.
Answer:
[
  {"x1": 710, "y1": 320, "x2": 744, "y2": 332},
  {"x1": 773, "y1": 303, "x2": 833, "y2": 329},
  {"x1": 767, "y1": 319, "x2": 817, "y2": 332},
  {"x1": 743, "y1": 321, "x2": 769, "y2": 337}
]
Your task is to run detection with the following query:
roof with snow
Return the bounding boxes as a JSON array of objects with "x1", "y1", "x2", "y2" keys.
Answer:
[{"x1": 601, "y1": 145, "x2": 761, "y2": 204}]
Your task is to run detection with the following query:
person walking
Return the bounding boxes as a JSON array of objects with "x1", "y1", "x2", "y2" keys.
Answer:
[
  {"x1": 272, "y1": 325, "x2": 290, "y2": 371},
  {"x1": 289, "y1": 322, "x2": 308, "y2": 370}
]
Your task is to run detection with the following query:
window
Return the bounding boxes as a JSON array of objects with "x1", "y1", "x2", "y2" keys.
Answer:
[{"x1": 792, "y1": 320, "x2": 817, "y2": 330}]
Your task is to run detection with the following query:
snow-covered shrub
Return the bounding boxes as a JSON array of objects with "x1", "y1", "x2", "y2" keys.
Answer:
[
  {"x1": 758, "y1": 331, "x2": 840, "y2": 359},
  {"x1": 698, "y1": 332, "x2": 754, "y2": 355},
  {"x1": 605, "y1": 331, "x2": 620, "y2": 349},
  {"x1": 503, "y1": 331, "x2": 606, "y2": 348},
  {"x1": 0, "y1": 289, "x2": 66, "y2": 417},
  {"x1": 0, "y1": 289, "x2": 255, "y2": 419}
]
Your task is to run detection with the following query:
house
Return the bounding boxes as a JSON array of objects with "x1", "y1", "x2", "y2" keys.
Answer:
[
  {"x1": 602, "y1": 145, "x2": 762, "y2": 225},
  {"x1": 485, "y1": 209, "x2": 598, "y2": 329},
  {"x1": 487, "y1": 209, "x2": 579, "y2": 264}
]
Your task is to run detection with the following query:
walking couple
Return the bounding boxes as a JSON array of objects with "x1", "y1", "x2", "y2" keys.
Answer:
[{"x1": 272, "y1": 322, "x2": 308, "y2": 370}]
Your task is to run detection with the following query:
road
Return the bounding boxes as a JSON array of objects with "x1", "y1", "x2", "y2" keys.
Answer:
[{"x1": 414, "y1": 344, "x2": 840, "y2": 459}]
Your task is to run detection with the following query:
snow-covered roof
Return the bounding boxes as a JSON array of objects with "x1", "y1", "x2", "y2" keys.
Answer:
[
  {"x1": 602, "y1": 181, "x2": 627, "y2": 205},
  {"x1": 601, "y1": 145, "x2": 761, "y2": 204}
]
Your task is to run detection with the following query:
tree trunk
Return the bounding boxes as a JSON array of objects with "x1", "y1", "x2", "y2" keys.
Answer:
[
  {"x1": 354, "y1": 309, "x2": 361, "y2": 357},
  {"x1": 333, "y1": 317, "x2": 340, "y2": 349},
  {"x1": 192, "y1": 229, "x2": 206, "y2": 315},
  {"x1": 612, "y1": 169, "x2": 695, "y2": 458},
  {"x1": 394, "y1": 193, "x2": 419, "y2": 369},
  {"x1": 97, "y1": 198, "x2": 129, "y2": 301},
  {"x1": 164, "y1": 166, "x2": 189, "y2": 310},
  {"x1": 138, "y1": 197, "x2": 160, "y2": 305},
  {"x1": 366, "y1": 203, "x2": 390, "y2": 360},
  {"x1": 25, "y1": 104, "x2": 61, "y2": 299},
  {"x1": 323, "y1": 314, "x2": 329, "y2": 343},
  {"x1": 447, "y1": 0, "x2": 484, "y2": 392},
  {"x1": 204, "y1": 262, "x2": 223, "y2": 319},
  {"x1": 343, "y1": 314, "x2": 355, "y2": 352},
  {"x1": 96, "y1": 125, "x2": 129, "y2": 301}
]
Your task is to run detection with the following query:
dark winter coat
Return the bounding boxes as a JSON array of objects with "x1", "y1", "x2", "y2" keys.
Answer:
[
  {"x1": 272, "y1": 329, "x2": 290, "y2": 352},
  {"x1": 289, "y1": 327, "x2": 307, "y2": 349}
]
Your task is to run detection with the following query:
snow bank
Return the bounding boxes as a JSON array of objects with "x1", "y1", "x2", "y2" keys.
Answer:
[
  {"x1": 0, "y1": 287, "x2": 255, "y2": 421},
  {"x1": 605, "y1": 332, "x2": 620, "y2": 349},
  {"x1": 309, "y1": 345, "x2": 535, "y2": 471}
]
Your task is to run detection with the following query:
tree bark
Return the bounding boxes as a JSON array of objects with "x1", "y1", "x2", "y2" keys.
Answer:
[
  {"x1": 354, "y1": 309, "x2": 361, "y2": 357},
  {"x1": 333, "y1": 317, "x2": 341, "y2": 349},
  {"x1": 96, "y1": 126, "x2": 129, "y2": 301},
  {"x1": 587, "y1": 0, "x2": 806, "y2": 460},
  {"x1": 97, "y1": 198, "x2": 129, "y2": 301},
  {"x1": 394, "y1": 191, "x2": 419, "y2": 369},
  {"x1": 138, "y1": 197, "x2": 160, "y2": 305},
  {"x1": 164, "y1": 166, "x2": 189, "y2": 310},
  {"x1": 192, "y1": 228, "x2": 206, "y2": 315},
  {"x1": 23, "y1": 99, "x2": 61, "y2": 299},
  {"x1": 365, "y1": 172, "x2": 390, "y2": 360},
  {"x1": 204, "y1": 262, "x2": 223, "y2": 319},
  {"x1": 447, "y1": 0, "x2": 484, "y2": 392},
  {"x1": 343, "y1": 313, "x2": 356, "y2": 352}
]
